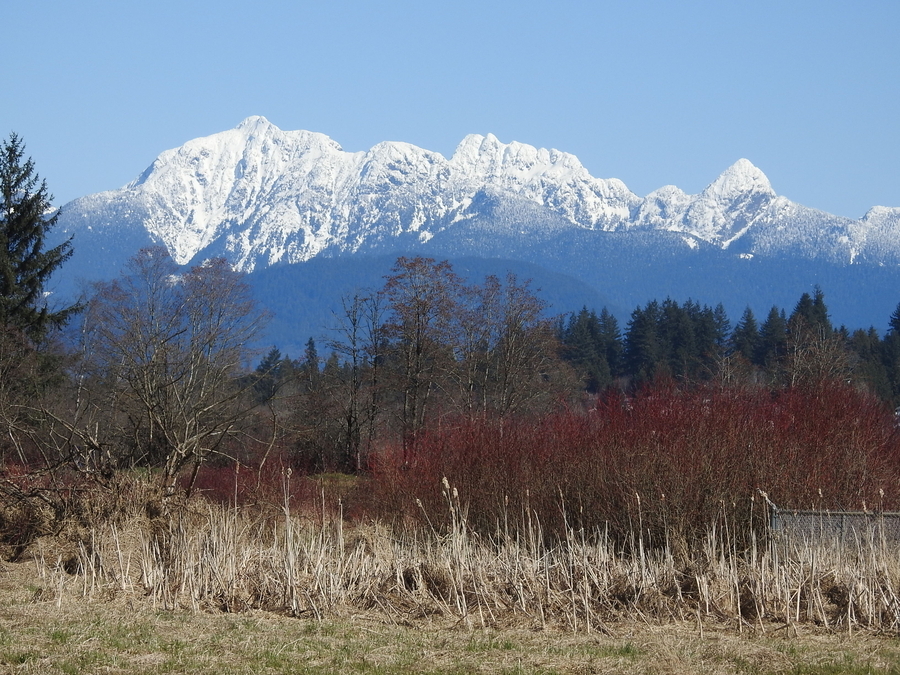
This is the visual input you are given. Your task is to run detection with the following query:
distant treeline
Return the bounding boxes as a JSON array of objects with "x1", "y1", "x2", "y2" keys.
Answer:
[
  {"x1": 557, "y1": 287, "x2": 900, "y2": 404},
  {"x1": 243, "y1": 261, "x2": 900, "y2": 476}
]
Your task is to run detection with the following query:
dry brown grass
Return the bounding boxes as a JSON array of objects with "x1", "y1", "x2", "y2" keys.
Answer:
[
  {"x1": 4, "y1": 475, "x2": 900, "y2": 673},
  {"x1": 3, "y1": 557, "x2": 900, "y2": 675},
  {"x1": 23, "y1": 475, "x2": 900, "y2": 633}
]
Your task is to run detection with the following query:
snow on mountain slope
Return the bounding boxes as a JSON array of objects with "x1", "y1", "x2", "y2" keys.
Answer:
[
  {"x1": 448, "y1": 133, "x2": 638, "y2": 230},
  {"x1": 850, "y1": 206, "x2": 900, "y2": 264},
  {"x1": 56, "y1": 118, "x2": 900, "y2": 273},
  {"x1": 739, "y1": 199, "x2": 857, "y2": 263},
  {"x1": 61, "y1": 117, "x2": 644, "y2": 271},
  {"x1": 124, "y1": 116, "x2": 365, "y2": 267}
]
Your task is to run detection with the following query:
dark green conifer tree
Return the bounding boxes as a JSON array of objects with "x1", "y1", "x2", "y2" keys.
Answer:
[
  {"x1": 711, "y1": 304, "x2": 731, "y2": 348},
  {"x1": 560, "y1": 307, "x2": 610, "y2": 392},
  {"x1": 848, "y1": 328, "x2": 890, "y2": 400},
  {"x1": 597, "y1": 307, "x2": 623, "y2": 378},
  {"x1": 303, "y1": 337, "x2": 320, "y2": 390},
  {"x1": 731, "y1": 307, "x2": 760, "y2": 363},
  {"x1": 253, "y1": 346, "x2": 284, "y2": 402},
  {"x1": 0, "y1": 134, "x2": 78, "y2": 339},
  {"x1": 624, "y1": 300, "x2": 662, "y2": 383},
  {"x1": 788, "y1": 286, "x2": 832, "y2": 337},
  {"x1": 659, "y1": 298, "x2": 695, "y2": 379},
  {"x1": 889, "y1": 303, "x2": 900, "y2": 335},
  {"x1": 756, "y1": 306, "x2": 788, "y2": 370},
  {"x1": 882, "y1": 303, "x2": 900, "y2": 405}
]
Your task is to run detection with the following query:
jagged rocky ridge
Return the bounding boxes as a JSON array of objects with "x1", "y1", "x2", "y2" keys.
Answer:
[
  {"x1": 56, "y1": 116, "x2": 900, "y2": 273},
  {"x1": 52, "y1": 117, "x2": 900, "y2": 345}
]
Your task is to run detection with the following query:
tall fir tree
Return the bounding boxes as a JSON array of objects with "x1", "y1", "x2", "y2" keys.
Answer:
[
  {"x1": 848, "y1": 327, "x2": 891, "y2": 401},
  {"x1": 731, "y1": 307, "x2": 760, "y2": 363},
  {"x1": 788, "y1": 286, "x2": 832, "y2": 337},
  {"x1": 712, "y1": 304, "x2": 732, "y2": 350},
  {"x1": 659, "y1": 298, "x2": 696, "y2": 379},
  {"x1": 624, "y1": 300, "x2": 662, "y2": 383},
  {"x1": 560, "y1": 307, "x2": 611, "y2": 392},
  {"x1": 756, "y1": 306, "x2": 788, "y2": 370},
  {"x1": 253, "y1": 346, "x2": 284, "y2": 402},
  {"x1": 303, "y1": 337, "x2": 320, "y2": 390},
  {"x1": 882, "y1": 302, "x2": 900, "y2": 405},
  {"x1": 0, "y1": 134, "x2": 77, "y2": 339},
  {"x1": 889, "y1": 302, "x2": 900, "y2": 335},
  {"x1": 597, "y1": 307, "x2": 623, "y2": 378}
]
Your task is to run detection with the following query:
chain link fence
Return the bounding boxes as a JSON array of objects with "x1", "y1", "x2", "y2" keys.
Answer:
[{"x1": 771, "y1": 507, "x2": 900, "y2": 546}]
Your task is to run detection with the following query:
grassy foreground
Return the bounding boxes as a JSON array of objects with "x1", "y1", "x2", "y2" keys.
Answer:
[{"x1": 1, "y1": 559, "x2": 900, "y2": 675}]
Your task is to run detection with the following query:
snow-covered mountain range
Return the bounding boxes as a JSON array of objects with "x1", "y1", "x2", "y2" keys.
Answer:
[
  {"x1": 53, "y1": 117, "x2": 900, "y2": 343},
  {"x1": 57, "y1": 116, "x2": 900, "y2": 272}
]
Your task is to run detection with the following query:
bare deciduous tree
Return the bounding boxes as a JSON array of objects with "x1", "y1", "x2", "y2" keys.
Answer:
[
  {"x1": 67, "y1": 248, "x2": 268, "y2": 497},
  {"x1": 485, "y1": 274, "x2": 560, "y2": 416},
  {"x1": 383, "y1": 257, "x2": 462, "y2": 444},
  {"x1": 327, "y1": 292, "x2": 385, "y2": 472},
  {"x1": 452, "y1": 273, "x2": 560, "y2": 416}
]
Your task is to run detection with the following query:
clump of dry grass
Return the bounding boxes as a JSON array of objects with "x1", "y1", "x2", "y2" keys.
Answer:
[{"x1": 32, "y1": 473, "x2": 900, "y2": 634}]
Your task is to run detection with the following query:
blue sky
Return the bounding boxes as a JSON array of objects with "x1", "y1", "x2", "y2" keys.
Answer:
[{"x1": 4, "y1": 0, "x2": 898, "y2": 218}]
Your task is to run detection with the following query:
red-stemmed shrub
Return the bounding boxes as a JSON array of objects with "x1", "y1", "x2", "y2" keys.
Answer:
[{"x1": 369, "y1": 379, "x2": 900, "y2": 550}]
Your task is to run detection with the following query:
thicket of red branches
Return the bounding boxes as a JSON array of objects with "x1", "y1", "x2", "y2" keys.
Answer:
[{"x1": 365, "y1": 380, "x2": 900, "y2": 546}]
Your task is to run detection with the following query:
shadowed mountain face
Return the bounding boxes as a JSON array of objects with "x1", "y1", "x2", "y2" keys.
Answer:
[{"x1": 50, "y1": 118, "x2": 900, "y2": 348}]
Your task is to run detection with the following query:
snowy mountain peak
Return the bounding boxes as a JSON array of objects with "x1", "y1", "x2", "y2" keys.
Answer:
[
  {"x1": 704, "y1": 158, "x2": 774, "y2": 199},
  {"x1": 451, "y1": 133, "x2": 585, "y2": 178},
  {"x1": 237, "y1": 115, "x2": 274, "y2": 130},
  {"x1": 232, "y1": 115, "x2": 281, "y2": 143},
  {"x1": 57, "y1": 120, "x2": 900, "y2": 279},
  {"x1": 862, "y1": 205, "x2": 900, "y2": 221}
]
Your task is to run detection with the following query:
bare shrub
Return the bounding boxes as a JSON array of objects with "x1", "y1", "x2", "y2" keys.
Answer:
[{"x1": 369, "y1": 379, "x2": 900, "y2": 552}]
